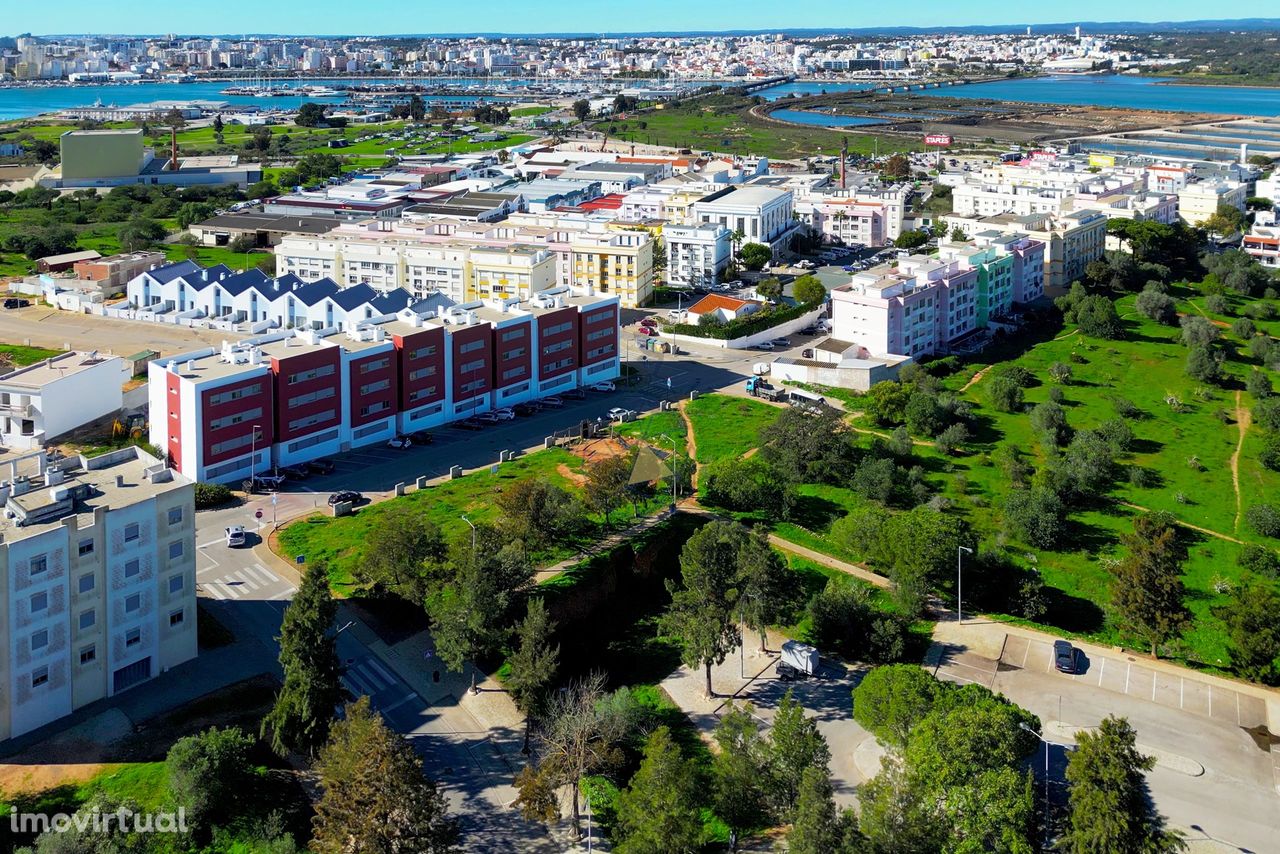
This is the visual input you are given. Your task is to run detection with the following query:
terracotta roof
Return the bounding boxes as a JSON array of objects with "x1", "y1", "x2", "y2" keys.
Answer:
[{"x1": 687, "y1": 294, "x2": 761, "y2": 314}]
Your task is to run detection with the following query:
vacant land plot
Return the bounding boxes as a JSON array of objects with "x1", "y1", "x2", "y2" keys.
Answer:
[{"x1": 684, "y1": 394, "x2": 779, "y2": 463}]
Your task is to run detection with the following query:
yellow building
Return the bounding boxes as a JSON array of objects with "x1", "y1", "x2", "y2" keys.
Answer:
[
  {"x1": 468, "y1": 244, "x2": 557, "y2": 301},
  {"x1": 570, "y1": 231, "x2": 654, "y2": 308},
  {"x1": 59, "y1": 129, "x2": 145, "y2": 181}
]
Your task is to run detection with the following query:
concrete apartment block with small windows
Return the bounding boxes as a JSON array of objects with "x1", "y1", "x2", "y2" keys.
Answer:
[
  {"x1": 0, "y1": 352, "x2": 126, "y2": 451},
  {"x1": 664, "y1": 223, "x2": 731, "y2": 288},
  {"x1": 0, "y1": 446, "x2": 196, "y2": 741}
]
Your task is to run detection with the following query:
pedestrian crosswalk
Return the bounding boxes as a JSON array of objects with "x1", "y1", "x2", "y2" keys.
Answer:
[
  {"x1": 342, "y1": 657, "x2": 399, "y2": 699},
  {"x1": 199, "y1": 564, "x2": 295, "y2": 601}
]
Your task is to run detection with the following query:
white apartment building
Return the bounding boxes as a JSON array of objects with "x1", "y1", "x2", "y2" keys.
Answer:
[
  {"x1": 1243, "y1": 225, "x2": 1280, "y2": 268},
  {"x1": 0, "y1": 352, "x2": 125, "y2": 451},
  {"x1": 692, "y1": 185, "x2": 801, "y2": 256},
  {"x1": 664, "y1": 223, "x2": 732, "y2": 288},
  {"x1": 1176, "y1": 179, "x2": 1248, "y2": 228},
  {"x1": 952, "y1": 181, "x2": 1075, "y2": 218},
  {"x1": 944, "y1": 210, "x2": 1106, "y2": 295},
  {"x1": 830, "y1": 255, "x2": 979, "y2": 359},
  {"x1": 0, "y1": 446, "x2": 196, "y2": 741}
]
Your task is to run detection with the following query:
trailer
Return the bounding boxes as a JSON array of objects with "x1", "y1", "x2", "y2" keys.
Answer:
[{"x1": 778, "y1": 640, "x2": 820, "y2": 680}]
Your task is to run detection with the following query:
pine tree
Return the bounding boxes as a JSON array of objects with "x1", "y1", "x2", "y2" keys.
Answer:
[
  {"x1": 1110, "y1": 512, "x2": 1190, "y2": 657},
  {"x1": 733, "y1": 528, "x2": 803, "y2": 653},
  {"x1": 788, "y1": 766, "x2": 864, "y2": 854},
  {"x1": 261, "y1": 562, "x2": 343, "y2": 756},
  {"x1": 660, "y1": 521, "x2": 743, "y2": 698},
  {"x1": 312, "y1": 697, "x2": 458, "y2": 853},
  {"x1": 506, "y1": 597, "x2": 560, "y2": 752},
  {"x1": 768, "y1": 689, "x2": 832, "y2": 816},
  {"x1": 614, "y1": 726, "x2": 704, "y2": 854},
  {"x1": 1061, "y1": 716, "x2": 1185, "y2": 854},
  {"x1": 712, "y1": 702, "x2": 770, "y2": 851}
]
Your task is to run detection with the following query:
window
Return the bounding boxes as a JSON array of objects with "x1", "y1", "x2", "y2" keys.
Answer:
[
  {"x1": 169, "y1": 574, "x2": 184, "y2": 594},
  {"x1": 501, "y1": 328, "x2": 526, "y2": 342},
  {"x1": 168, "y1": 541, "x2": 184, "y2": 560},
  {"x1": 543, "y1": 340, "x2": 572, "y2": 355},
  {"x1": 78, "y1": 538, "x2": 95, "y2": 557},
  {"x1": 125, "y1": 593, "x2": 141, "y2": 613},
  {"x1": 209, "y1": 407, "x2": 263, "y2": 431},
  {"x1": 210, "y1": 434, "x2": 255, "y2": 456},
  {"x1": 30, "y1": 591, "x2": 47, "y2": 613},
  {"x1": 408, "y1": 366, "x2": 437, "y2": 381},
  {"x1": 503, "y1": 347, "x2": 526, "y2": 360},
  {"x1": 31, "y1": 629, "x2": 48, "y2": 651},
  {"x1": 289, "y1": 410, "x2": 336, "y2": 432},
  {"x1": 31, "y1": 665, "x2": 48, "y2": 688},
  {"x1": 209, "y1": 383, "x2": 262, "y2": 406},
  {"x1": 410, "y1": 344, "x2": 437, "y2": 359},
  {"x1": 359, "y1": 379, "x2": 390, "y2": 395},
  {"x1": 287, "y1": 364, "x2": 335, "y2": 384},
  {"x1": 542, "y1": 321, "x2": 572, "y2": 337},
  {"x1": 78, "y1": 572, "x2": 95, "y2": 594},
  {"x1": 586, "y1": 309, "x2": 614, "y2": 324},
  {"x1": 124, "y1": 523, "x2": 140, "y2": 543},
  {"x1": 124, "y1": 559, "x2": 140, "y2": 578},
  {"x1": 80, "y1": 644, "x2": 96, "y2": 665},
  {"x1": 167, "y1": 507, "x2": 183, "y2": 526},
  {"x1": 359, "y1": 401, "x2": 390, "y2": 417},
  {"x1": 79, "y1": 609, "x2": 95, "y2": 630},
  {"x1": 458, "y1": 359, "x2": 485, "y2": 374},
  {"x1": 459, "y1": 379, "x2": 485, "y2": 395},
  {"x1": 169, "y1": 609, "x2": 185, "y2": 628},
  {"x1": 502, "y1": 366, "x2": 527, "y2": 382},
  {"x1": 29, "y1": 554, "x2": 47, "y2": 576},
  {"x1": 359, "y1": 357, "x2": 390, "y2": 374},
  {"x1": 459, "y1": 339, "x2": 486, "y2": 354},
  {"x1": 288, "y1": 387, "x2": 336, "y2": 408},
  {"x1": 408, "y1": 386, "x2": 438, "y2": 403},
  {"x1": 125, "y1": 627, "x2": 141, "y2": 648},
  {"x1": 586, "y1": 328, "x2": 612, "y2": 342}
]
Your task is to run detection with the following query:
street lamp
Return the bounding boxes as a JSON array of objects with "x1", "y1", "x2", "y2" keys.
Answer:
[
  {"x1": 1019, "y1": 722, "x2": 1059, "y2": 849},
  {"x1": 461, "y1": 513, "x2": 476, "y2": 551},
  {"x1": 957, "y1": 545, "x2": 973, "y2": 624},
  {"x1": 249, "y1": 423, "x2": 261, "y2": 481}
]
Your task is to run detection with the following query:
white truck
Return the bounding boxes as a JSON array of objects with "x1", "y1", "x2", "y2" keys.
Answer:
[
  {"x1": 752, "y1": 362, "x2": 771, "y2": 376},
  {"x1": 778, "y1": 640, "x2": 820, "y2": 680}
]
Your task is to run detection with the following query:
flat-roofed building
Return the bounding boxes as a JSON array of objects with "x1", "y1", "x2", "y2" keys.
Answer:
[{"x1": 0, "y1": 352, "x2": 125, "y2": 451}]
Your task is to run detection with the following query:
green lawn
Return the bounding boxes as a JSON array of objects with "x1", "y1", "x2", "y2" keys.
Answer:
[
  {"x1": 0, "y1": 343, "x2": 61, "y2": 366},
  {"x1": 684, "y1": 394, "x2": 779, "y2": 463},
  {"x1": 595, "y1": 94, "x2": 921, "y2": 160},
  {"x1": 277, "y1": 447, "x2": 587, "y2": 591}
]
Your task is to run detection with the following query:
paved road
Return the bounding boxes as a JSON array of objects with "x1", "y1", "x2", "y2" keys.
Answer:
[{"x1": 934, "y1": 633, "x2": 1278, "y2": 853}]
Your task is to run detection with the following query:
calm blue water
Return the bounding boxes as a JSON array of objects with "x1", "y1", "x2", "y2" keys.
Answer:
[
  {"x1": 0, "y1": 77, "x2": 551, "y2": 121},
  {"x1": 768, "y1": 109, "x2": 883, "y2": 127},
  {"x1": 941, "y1": 75, "x2": 1280, "y2": 117},
  {"x1": 754, "y1": 74, "x2": 1280, "y2": 117}
]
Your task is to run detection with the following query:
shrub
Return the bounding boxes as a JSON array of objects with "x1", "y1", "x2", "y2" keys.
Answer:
[
  {"x1": 1238, "y1": 544, "x2": 1280, "y2": 578},
  {"x1": 1245, "y1": 504, "x2": 1280, "y2": 539},
  {"x1": 1231, "y1": 317, "x2": 1256, "y2": 340},
  {"x1": 1205, "y1": 293, "x2": 1230, "y2": 315},
  {"x1": 194, "y1": 482, "x2": 234, "y2": 509},
  {"x1": 986, "y1": 375, "x2": 1024, "y2": 413},
  {"x1": 1135, "y1": 288, "x2": 1177, "y2": 324}
]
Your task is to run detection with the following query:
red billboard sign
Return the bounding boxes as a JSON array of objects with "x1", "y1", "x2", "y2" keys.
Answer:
[{"x1": 924, "y1": 134, "x2": 953, "y2": 147}]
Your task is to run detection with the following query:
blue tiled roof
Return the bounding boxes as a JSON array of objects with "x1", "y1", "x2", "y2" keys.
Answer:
[
  {"x1": 332, "y1": 283, "x2": 379, "y2": 311},
  {"x1": 290, "y1": 279, "x2": 341, "y2": 306},
  {"x1": 369, "y1": 289, "x2": 412, "y2": 314}
]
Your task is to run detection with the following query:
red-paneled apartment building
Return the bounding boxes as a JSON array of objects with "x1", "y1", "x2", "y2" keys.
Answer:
[{"x1": 149, "y1": 288, "x2": 620, "y2": 484}]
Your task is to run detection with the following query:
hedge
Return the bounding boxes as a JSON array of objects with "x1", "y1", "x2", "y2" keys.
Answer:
[{"x1": 664, "y1": 299, "x2": 820, "y2": 340}]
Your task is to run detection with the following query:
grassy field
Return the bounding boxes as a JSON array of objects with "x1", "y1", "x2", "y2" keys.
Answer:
[
  {"x1": 594, "y1": 94, "x2": 921, "y2": 160},
  {"x1": 684, "y1": 394, "x2": 779, "y2": 463},
  {"x1": 0, "y1": 343, "x2": 61, "y2": 366}
]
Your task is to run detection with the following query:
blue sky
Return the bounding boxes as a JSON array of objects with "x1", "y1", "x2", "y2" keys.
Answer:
[{"x1": 9, "y1": 0, "x2": 1242, "y2": 37}]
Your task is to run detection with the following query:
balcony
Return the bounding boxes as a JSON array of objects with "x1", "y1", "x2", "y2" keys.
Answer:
[{"x1": 0, "y1": 401, "x2": 34, "y2": 418}]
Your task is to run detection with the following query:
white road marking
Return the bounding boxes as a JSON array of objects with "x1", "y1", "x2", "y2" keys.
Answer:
[
  {"x1": 268, "y1": 587, "x2": 296, "y2": 601},
  {"x1": 364, "y1": 658, "x2": 396, "y2": 686},
  {"x1": 1124, "y1": 662, "x2": 1131, "y2": 694},
  {"x1": 382, "y1": 692, "x2": 420, "y2": 715},
  {"x1": 354, "y1": 662, "x2": 388, "y2": 691},
  {"x1": 342, "y1": 673, "x2": 373, "y2": 697},
  {"x1": 229, "y1": 570, "x2": 260, "y2": 591}
]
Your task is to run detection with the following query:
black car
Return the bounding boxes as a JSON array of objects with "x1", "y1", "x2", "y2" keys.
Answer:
[
  {"x1": 562, "y1": 387, "x2": 587, "y2": 400},
  {"x1": 1053, "y1": 640, "x2": 1078, "y2": 674},
  {"x1": 453, "y1": 417, "x2": 485, "y2": 431},
  {"x1": 513, "y1": 402, "x2": 540, "y2": 417},
  {"x1": 407, "y1": 430, "x2": 434, "y2": 445},
  {"x1": 3, "y1": 298, "x2": 30, "y2": 309},
  {"x1": 279, "y1": 464, "x2": 309, "y2": 480},
  {"x1": 327, "y1": 490, "x2": 362, "y2": 507},
  {"x1": 305, "y1": 459, "x2": 336, "y2": 475}
]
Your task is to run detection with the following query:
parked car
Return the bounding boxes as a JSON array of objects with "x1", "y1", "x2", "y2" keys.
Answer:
[
  {"x1": 244, "y1": 474, "x2": 285, "y2": 493},
  {"x1": 513, "y1": 402, "x2": 540, "y2": 417},
  {"x1": 606, "y1": 407, "x2": 634, "y2": 422},
  {"x1": 387, "y1": 435, "x2": 413, "y2": 449},
  {"x1": 770, "y1": 338, "x2": 791, "y2": 348},
  {"x1": 453, "y1": 417, "x2": 485, "y2": 431},
  {"x1": 562, "y1": 388, "x2": 587, "y2": 400},
  {"x1": 407, "y1": 430, "x2": 434, "y2": 445},
  {"x1": 1053, "y1": 640, "x2": 1079, "y2": 674},
  {"x1": 540, "y1": 395, "x2": 565, "y2": 407},
  {"x1": 751, "y1": 342, "x2": 775, "y2": 351},
  {"x1": 3, "y1": 298, "x2": 30, "y2": 309},
  {"x1": 305, "y1": 459, "x2": 336, "y2": 475},
  {"x1": 225, "y1": 525, "x2": 246, "y2": 548},
  {"x1": 472, "y1": 412, "x2": 501, "y2": 424},
  {"x1": 279, "y1": 464, "x2": 309, "y2": 480},
  {"x1": 491, "y1": 407, "x2": 516, "y2": 421},
  {"x1": 327, "y1": 490, "x2": 363, "y2": 507},
  {"x1": 589, "y1": 381, "x2": 616, "y2": 392}
]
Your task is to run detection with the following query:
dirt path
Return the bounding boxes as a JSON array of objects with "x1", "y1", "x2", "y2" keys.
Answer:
[
  {"x1": 1052, "y1": 328, "x2": 1080, "y2": 342},
  {"x1": 1120, "y1": 501, "x2": 1244, "y2": 545},
  {"x1": 960, "y1": 367, "x2": 990, "y2": 392},
  {"x1": 1229, "y1": 390, "x2": 1252, "y2": 535},
  {"x1": 742, "y1": 447, "x2": 759, "y2": 459},
  {"x1": 676, "y1": 400, "x2": 702, "y2": 490}
]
